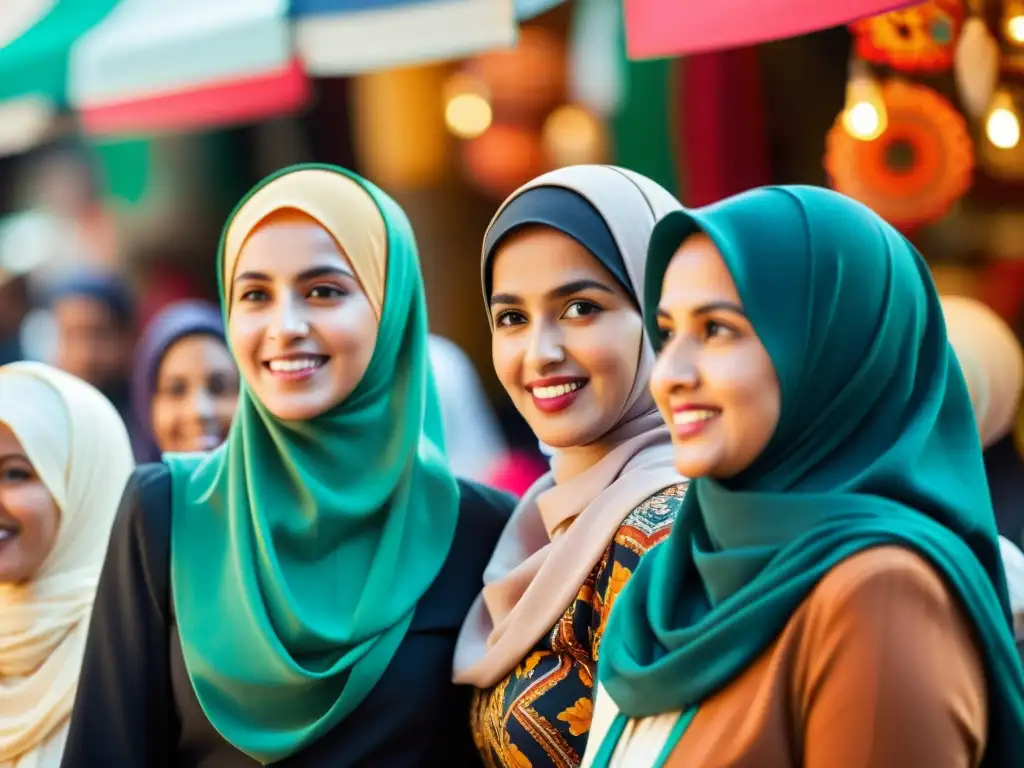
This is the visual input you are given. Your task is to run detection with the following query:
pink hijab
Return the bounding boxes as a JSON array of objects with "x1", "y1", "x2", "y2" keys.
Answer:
[{"x1": 454, "y1": 165, "x2": 686, "y2": 687}]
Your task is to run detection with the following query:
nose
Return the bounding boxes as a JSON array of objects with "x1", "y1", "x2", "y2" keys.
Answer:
[
  {"x1": 524, "y1": 317, "x2": 565, "y2": 371},
  {"x1": 652, "y1": 337, "x2": 701, "y2": 393},
  {"x1": 267, "y1": 293, "x2": 310, "y2": 343},
  {"x1": 191, "y1": 386, "x2": 215, "y2": 421}
]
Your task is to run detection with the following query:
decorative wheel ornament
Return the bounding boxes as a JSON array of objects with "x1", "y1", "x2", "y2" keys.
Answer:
[
  {"x1": 824, "y1": 79, "x2": 974, "y2": 231},
  {"x1": 850, "y1": 0, "x2": 963, "y2": 71}
]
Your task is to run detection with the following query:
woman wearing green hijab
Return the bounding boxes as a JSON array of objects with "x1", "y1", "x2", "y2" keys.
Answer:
[
  {"x1": 582, "y1": 186, "x2": 1024, "y2": 767},
  {"x1": 60, "y1": 165, "x2": 515, "y2": 767}
]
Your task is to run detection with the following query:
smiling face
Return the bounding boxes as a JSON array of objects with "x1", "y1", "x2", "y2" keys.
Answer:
[
  {"x1": 0, "y1": 422, "x2": 60, "y2": 584},
  {"x1": 151, "y1": 334, "x2": 239, "y2": 453},
  {"x1": 227, "y1": 210, "x2": 379, "y2": 421},
  {"x1": 488, "y1": 226, "x2": 643, "y2": 449},
  {"x1": 650, "y1": 233, "x2": 780, "y2": 479}
]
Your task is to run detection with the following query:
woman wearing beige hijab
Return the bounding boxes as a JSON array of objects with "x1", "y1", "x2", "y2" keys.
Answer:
[
  {"x1": 0, "y1": 362, "x2": 134, "y2": 767},
  {"x1": 454, "y1": 165, "x2": 688, "y2": 767},
  {"x1": 941, "y1": 295, "x2": 1024, "y2": 546}
]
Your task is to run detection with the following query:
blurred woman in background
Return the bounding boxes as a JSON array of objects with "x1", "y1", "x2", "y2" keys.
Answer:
[
  {"x1": 46, "y1": 271, "x2": 135, "y2": 425},
  {"x1": 455, "y1": 165, "x2": 688, "y2": 768},
  {"x1": 0, "y1": 362, "x2": 134, "y2": 767},
  {"x1": 131, "y1": 300, "x2": 238, "y2": 462},
  {"x1": 942, "y1": 295, "x2": 1024, "y2": 548},
  {"x1": 61, "y1": 164, "x2": 513, "y2": 767}
]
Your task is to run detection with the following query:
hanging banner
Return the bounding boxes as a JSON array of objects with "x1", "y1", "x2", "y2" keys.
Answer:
[{"x1": 625, "y1": 0, "x2": 921, "y2": 59}]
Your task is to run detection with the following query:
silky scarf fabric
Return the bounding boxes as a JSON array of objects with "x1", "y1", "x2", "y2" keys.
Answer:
[
  {"x1": 0, "y1": 362, "x2": 134, "y2": 768},
  {"x1": 130, "y1": 300, "x2": 225, "y2": 463},
  {"x1": 594, "y1": 186, "x2": 1024, "y2": 766},
  {"x1": 941, "y1": 295, "x2": 1024, "y2": 449},
  {"x1": 165, "y1": 165, "x2": 459, "y2": 764},
  {"x1": 454, "y1": 165, "x2": 684, "y2": 688}
]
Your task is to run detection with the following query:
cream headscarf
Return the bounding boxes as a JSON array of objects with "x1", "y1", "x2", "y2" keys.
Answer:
[
  {"x1": 454, "y1": 165, "x2": 686, "y2": 687},
  {"x1": 941, "y1": 295, "x2": 1024, "y2": 449},
  {"x1": 0, "y1": 362, "x2": 134, "y2": 768}
]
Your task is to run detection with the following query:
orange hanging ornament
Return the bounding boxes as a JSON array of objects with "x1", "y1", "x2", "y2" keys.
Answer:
[
  {"x1": 824, "y1": 79, "x2": 973, "y2": 231},
  {"x1": 850, "y1": 0, "x2": 964, "y2": 71}
]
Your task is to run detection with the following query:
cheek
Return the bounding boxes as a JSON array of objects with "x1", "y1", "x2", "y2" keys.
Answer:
[
  {"x1": 707, "y1": 351, "x2": 779, "y2": 435},
  {"x1": 571, "y1": 319, "x2": 642, "y2": 399},
  {"x1": 150, "y1": 400, "x2": 179, "y2": 437},
  {"x1": 491, "y1": 335, "x2": 522, "y2": 395},
  {"x1": 2, "y1": 486, "x2": 59, "y2": 548},
  {"x1": 214, "y1": 393, "x2": 239, "y2": 420},
  {"x1": 321, "y1": 305, "x2": 378, "y2": 375},
  {"x1": 227, "y1": 316, "x2": 260, "y2": 372}
]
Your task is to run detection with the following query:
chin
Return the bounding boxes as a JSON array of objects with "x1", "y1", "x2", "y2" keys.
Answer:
[
  {"x1": 261, "y1": 395, "x2": 335, "y2": 422},
  {"x1": 671, "y1": 451, "x2": 717, "y2": 481}
]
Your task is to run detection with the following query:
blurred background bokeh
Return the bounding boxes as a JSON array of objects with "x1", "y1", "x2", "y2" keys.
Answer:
[{"x1": 2, "y1": 0, "x2": 1024, "y2": 466}]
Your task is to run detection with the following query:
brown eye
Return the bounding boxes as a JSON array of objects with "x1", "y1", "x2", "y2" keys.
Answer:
[
  {"x1": 562, "y1": 300, "x2": 601, "y2": 320},
  {"x1": 496, "y1": 310, "x2": 526, "y2": 327}
]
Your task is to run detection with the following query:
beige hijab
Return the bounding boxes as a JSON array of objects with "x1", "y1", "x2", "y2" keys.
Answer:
[
  {"x1": 0, "y1": 363, "x2": 134, "y2": 768},
  {"x1": 941, "y1": 295, "x2": 1024, "y2": 449},
  {"x1": 454, "y1": 165, "x2": 686, "y2": 687}
]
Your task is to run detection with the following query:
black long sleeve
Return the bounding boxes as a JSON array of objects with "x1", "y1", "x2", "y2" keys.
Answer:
[{"x1": 61, "y1": 463, "x2": 176, "y2": 767}]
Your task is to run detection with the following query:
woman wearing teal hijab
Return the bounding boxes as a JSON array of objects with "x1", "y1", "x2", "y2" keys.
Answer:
[
  {"x1": 583, "y1": 186, "x2": 1024, "y2": 767},
  {"x1": 60, "y1": 164, "x2": 514, "y2": 767}
]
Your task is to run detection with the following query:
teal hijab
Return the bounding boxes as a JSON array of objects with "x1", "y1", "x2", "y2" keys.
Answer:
[
  {"x1": 596, "y1": 186, "x2": 1024, "y2": 764},
  {"x1": 165, "y1": 164, "x2": 460, "y2": 764}
]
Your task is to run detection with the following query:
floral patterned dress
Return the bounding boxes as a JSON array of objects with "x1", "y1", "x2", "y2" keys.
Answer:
[{"x1": 470, "y1": 482, "x2": 688, "y2": 768}]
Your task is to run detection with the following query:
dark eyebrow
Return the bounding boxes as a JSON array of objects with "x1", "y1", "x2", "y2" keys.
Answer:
[
  {"x1": 234, "y1": 265, "x2": 355, "y2": 284},
  {"x1": 489, "y1": 292, "x2": 520, "y2": 308},
  {"x1": 693, "y1": 301, "x2": 746, "y2": 317},
  {"x1": 0, "y1": 452, "x2": 28, "y2": 463},
  {"x1": 548, "y1": 279, "x2": 617, "y2": 300},
  {"x1": 489, "y1": 278, "x2": 618, "y2": 308}
]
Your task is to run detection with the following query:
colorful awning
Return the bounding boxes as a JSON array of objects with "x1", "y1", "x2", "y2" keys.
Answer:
[
  {"x1": 293, "y1": 0, "x2": 516, "y2": 75},
  {"x1": 0, "y1": 0, "x2": 518, "y2": 149},
  {"x1": 624, "y1": 0, "x2": 922, "y2": 59},
  {"x1": 68, "y1": 0, "x2": 309, "y2": 135},
  {"x1": 0, "y1": 0, "x2": 117, "y2": 153}
]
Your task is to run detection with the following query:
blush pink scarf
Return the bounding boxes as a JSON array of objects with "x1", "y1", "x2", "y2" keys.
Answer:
[{"x1": 454, "y1": 165, "x2": 686, "y2": 687}]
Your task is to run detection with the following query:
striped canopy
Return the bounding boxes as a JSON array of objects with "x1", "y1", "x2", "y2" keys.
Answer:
[{"x1": 0, "y1": 0, "x2": 517, "y2": 150}]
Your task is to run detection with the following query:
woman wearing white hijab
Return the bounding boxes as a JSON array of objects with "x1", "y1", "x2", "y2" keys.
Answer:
[
  {"x1": 942, "y1": 296, "x2": 1024, "y2": 546},
  {"x1": 942, "y1": 296, "x2": 1024, "y2": 657},
  {"x1": 0, "y1": 362, "x2": 134, "y2": 767}
]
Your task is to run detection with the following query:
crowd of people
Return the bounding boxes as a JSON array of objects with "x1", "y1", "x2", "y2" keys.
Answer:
[{"x1": 1, "y1": 162, "x2": 1023, "y2": 767}]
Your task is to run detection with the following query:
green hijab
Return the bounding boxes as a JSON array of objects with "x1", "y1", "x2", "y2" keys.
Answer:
[
  {"x1": 595, "y1": 185, "x2": 1024, "y2": 765},
  {"x1": 165, "y1": 164, "x2": 460, "y2": 764}
]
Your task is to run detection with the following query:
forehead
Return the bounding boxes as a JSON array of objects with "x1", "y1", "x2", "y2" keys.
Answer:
[
  {"x1": 232, "y1": 210, "x2": 354, "y2": 280},
  {"x1": 52, "y1": 295, "x2": 116, "y2": 326},
  {"x1": 490, "y1": 227, "x2": 622, "y2": 297},
  {"x1": 0, "y1": 421, "x2": 23, "y2": 453},
  {"x1": 659, "y1": 233, "x2": 741, "y2": 309},
  {"x1": 160, "y1": 334, "x2": 231, "y2": 371}
]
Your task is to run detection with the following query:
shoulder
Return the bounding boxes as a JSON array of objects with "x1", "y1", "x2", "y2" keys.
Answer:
[
  {"x1": 614, "y1": 481, "x2": 688, "y2": 554},
  {"x1": 113, "y1": 463, "x2": 172, "y2": 547},
  {"x1": 455, "y1": 477, "x2": 517, "y2": 549},
  {"x1": 807, "y1": 545, "x2": 961, "y2": 620},
  {"x1": 800, "y1": 546, "x2": 987, "y2": 706}
]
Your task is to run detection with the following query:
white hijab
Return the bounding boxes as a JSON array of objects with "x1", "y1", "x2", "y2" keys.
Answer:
[
  {"x1": 428, "y1": 334, "x2": 508, "y2": 482},
  {"x1": 941, "y1": 295, "x2": 1024, "y2": 448},
  {"x1": 0, "y1": 362, "x2": 134, "y2": 768}
]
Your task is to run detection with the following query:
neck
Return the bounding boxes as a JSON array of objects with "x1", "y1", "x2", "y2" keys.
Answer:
[{"x1": 550, "y1": 439, "x2": 615, "y2": 485}]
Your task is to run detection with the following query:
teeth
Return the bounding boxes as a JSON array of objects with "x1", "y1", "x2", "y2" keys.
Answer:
[
  {"x1": 673, "y1": 410, "x2": 717, "y2": 425},
  {"x1": 268, "y1": 358, "x2": 323, "y2": 373},
  {"x1": 533, "y1": 382, "x2": 583, "y2": 399}
]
